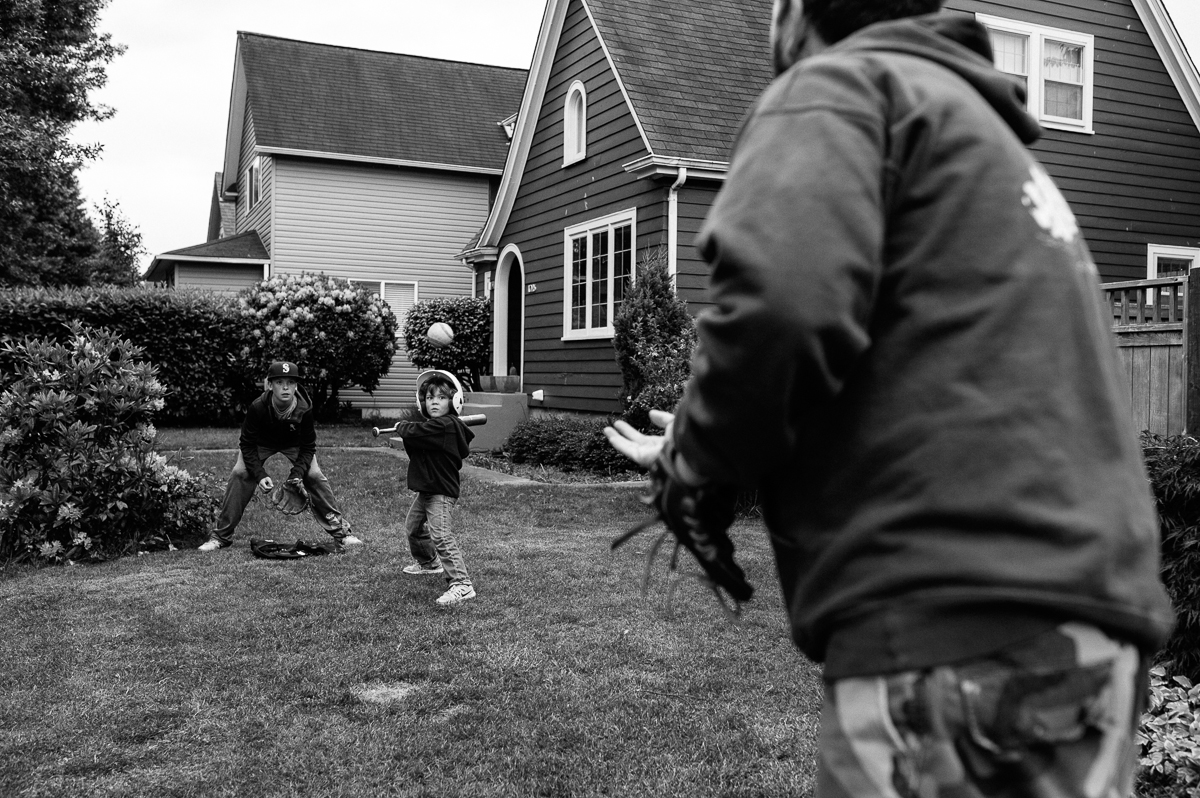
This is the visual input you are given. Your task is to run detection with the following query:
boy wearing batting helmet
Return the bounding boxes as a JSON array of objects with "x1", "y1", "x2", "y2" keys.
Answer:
[
  {"x1": 605, "y1": 0, "x2": 1174, "y2": 795},
  {"x1": 395, "y1": 370, "x2": 476, "y2": 606},
  {"x1": 199, "y1": 360, "x2": 361, "y2": 551}
]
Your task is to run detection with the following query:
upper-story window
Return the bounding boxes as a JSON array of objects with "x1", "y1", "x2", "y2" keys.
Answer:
[
  {"x1": 562, "y1": 208, "x2": 635, "y2": 340},
  {"x1": 1147, "y1": 244, "x2": 1200, "y2": 280},
  {"x1": 977, "y1": 14, "x2": 1094, "y2": 134},
  {"x1": 563, "y1": 80, "x2": 587, "y2": 165},
  {"x1": 247, "y1": 155, "x2": 263, "y2": 209}
]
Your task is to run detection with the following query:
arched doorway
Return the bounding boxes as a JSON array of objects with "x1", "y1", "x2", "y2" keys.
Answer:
[{"x1": 493, "y1": 245, "x2": 524, "y2": 385}]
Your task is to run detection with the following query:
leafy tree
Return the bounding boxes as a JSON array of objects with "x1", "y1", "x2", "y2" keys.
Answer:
[
  {"x1": 238, "y1": 273, "x2": 398, "y2": 421},
  {"x1": 0, "y1": 0, "x2": 124, "y2": 286},
  {"x1": 85, "y1": 198, "x2": 144, "y2": 286}
]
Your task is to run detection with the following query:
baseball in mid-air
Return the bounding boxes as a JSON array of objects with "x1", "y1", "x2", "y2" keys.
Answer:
[{"x1": 427, "y1": 322, "x2": 455, "y2": 348}]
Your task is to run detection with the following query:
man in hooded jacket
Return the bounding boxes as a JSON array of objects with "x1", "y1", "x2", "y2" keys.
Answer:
[{"x1": 604, "y1": 0, "x2": 1175, "y2": 794}]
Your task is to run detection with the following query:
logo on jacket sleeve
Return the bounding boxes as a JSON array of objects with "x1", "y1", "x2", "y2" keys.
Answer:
[{"x1": 1022, "y1": 165, "x2": 1079, "y2": 244}]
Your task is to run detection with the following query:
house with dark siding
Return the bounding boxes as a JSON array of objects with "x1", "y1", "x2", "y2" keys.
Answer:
[
  {"x1": 462, "y1": 0, "x2": 1200, "y2": 416},
  {"x1": 146, "y1": 33, "x2": 527, "y2": 413}
]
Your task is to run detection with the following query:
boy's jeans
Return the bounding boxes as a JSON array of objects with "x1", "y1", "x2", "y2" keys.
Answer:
[
  {"x1": 405, "y1": 492, "x2": 471, "y2": 586},
  {"x1": 817, "y1": 622, "x2": 1145, "y2": 798},
  {"x1": 211, "y1": 447, "x2": 349, "y2": 544}
]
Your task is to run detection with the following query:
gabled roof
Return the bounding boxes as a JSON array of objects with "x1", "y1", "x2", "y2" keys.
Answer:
[
  {"x1": 221, "y1": 33, "x2": 528, "y2": 194},
  {"x1": 144, "y1": 231, "x2": 270, "y2": 281},
  {"x1": 585, "y1": 0, "x2": 770, "y2": 163},
  {"x1": 466, "y1": 0, "x2": 769, "y2": 261}
]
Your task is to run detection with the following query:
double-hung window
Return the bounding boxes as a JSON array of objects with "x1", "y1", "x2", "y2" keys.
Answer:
[
  {"x1": 352, "y1": 279, "x2": 417, "y2": 341},
  {"x1": 977, "y1": 14, "x2": 1094, "y2": 134},
  {"x1": 562, "y1": 209, "x2": 635, "y2": 340},
  {"x1": 247, "y1": 155, "x2": 263, "y2": 209}
]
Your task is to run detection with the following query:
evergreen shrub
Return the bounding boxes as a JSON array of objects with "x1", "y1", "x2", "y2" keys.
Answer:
[
  {"x1": 0, "y1": 322, "x2": 217, "y2": 562},
  {"x1": 0, "y1": 285, "x2": 255, "y2": 424},
  {"x1": 238, "y1": 273, "x2": 397, "y2": 420},
  {"x1": 502, "y1": 414, "x2": 643, "y2": 476},
  {"x1": 403, "y1": 296, "x2": 490, "y2": 389},
  {"x1": 1140, "y1": 432, "x2": 1200, "y2": 682},
  {"x1": 612, "y1": 246, "x2": 697, "y2": 430}
]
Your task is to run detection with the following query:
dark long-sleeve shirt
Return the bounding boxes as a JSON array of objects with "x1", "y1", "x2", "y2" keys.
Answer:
[
  {"x1": 239, "y1": 391, "x2": 317, "y2": 482},
  {"x1": 395, "y1": 414, "x2": 473, "y2": 498}
]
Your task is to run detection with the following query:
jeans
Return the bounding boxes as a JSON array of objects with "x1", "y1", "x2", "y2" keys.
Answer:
[
  {"x1": 211, "y1": 447, "x2": 350, "y2": 544},
  {"x1": 817, "y1": 622, "x2": 1145, "y2": 798},
  {"x1": 405, "y1": 492, "x2": 471, "y2": 586}
]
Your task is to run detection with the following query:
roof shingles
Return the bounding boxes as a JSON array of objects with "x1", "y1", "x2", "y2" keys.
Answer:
[
  {"x1": 239, "y1": 33, "x2": 528, "y2": 171},
  {"x1": 584, "y1": 0, "x2": 772, "y2": 162}
]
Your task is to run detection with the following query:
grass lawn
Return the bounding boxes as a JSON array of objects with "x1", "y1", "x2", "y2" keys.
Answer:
[{"x1": 0, "y1": 443, "x2": 823, "y2": 797}]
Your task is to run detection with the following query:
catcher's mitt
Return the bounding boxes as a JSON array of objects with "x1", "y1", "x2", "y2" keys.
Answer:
[
  {"x1": 261, "y1": 477, "x2": 311, "y2": 516},
  {"x1": 611, "y1": 437, "x2": 752, "y2": 619}
]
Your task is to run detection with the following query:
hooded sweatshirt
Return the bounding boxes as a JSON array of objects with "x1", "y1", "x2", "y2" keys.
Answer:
[
  {"x1": 673, "y1": 14, "x2": 1175, "y2": 677},
  {"x1": 395, "y1": 414, "x2": 474, "y2": 498},
  {"x1": 239, "y1": 389, "x2": 317, "y2": 483}
]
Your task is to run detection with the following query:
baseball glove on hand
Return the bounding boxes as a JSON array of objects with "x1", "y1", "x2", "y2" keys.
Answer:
[
  {"x1": 263, "y1": 477, "x2": 311, "y2": 516},
  {"x1": 612, "y1": 437, "x2": 752, "y2": 619}
]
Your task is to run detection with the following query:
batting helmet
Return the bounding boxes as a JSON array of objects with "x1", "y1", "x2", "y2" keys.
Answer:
[{"x1": 415, "y1": 370, "x2": 465, "y2": 417}]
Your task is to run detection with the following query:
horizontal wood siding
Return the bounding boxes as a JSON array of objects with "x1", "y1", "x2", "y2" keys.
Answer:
[
  {"x1": 498, "y1": 0, "x2": 660, "y2": 414},
  {"x1": 946, "y1": 0, "x2": 1200, "y2": 282},
  {"x1": 175, "y1": 263, "x2": 262, "y2": 294},
  {"x1": 271, "y1": 157, "x2": 490, "y2": 409},
  {"x1": 237, "y1": 106, "x2": 272, "y2": 251},
  {"x1": 675, "y1": 182, "x2": 722, "y2": 315}
]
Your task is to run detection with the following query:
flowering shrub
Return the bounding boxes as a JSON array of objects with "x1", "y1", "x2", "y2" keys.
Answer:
[
  {"x1": 238, "y1": 273, "x2": 397, "y2": 420},
  {"x1": 613, "y1": 246, "x2": 697, "y2": 430},
  {"x1": 0, "y1": 322, "x2": 217, "y2": 561},
  {"x1": 1137, "y1": 666, "x2": 1200, "y2": 798},
  {"x1": 403, "y1": 296, "x2": 490, "y2": 389}
]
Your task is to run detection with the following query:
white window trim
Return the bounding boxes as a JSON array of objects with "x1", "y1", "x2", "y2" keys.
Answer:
[
  {"x1": 1146, "y1": 244, "x2": 1200, "y2": 279},
  {"x1": 561, "y1": 207, "x2": 636, "y2": 341},
  {"x1": 247, "y1": 155, "x2": 263, "y2": 210},
  {"x1": 563, "y1": 80, "x2": 587, "y2": 166},
  {"x1": 351, "y1": 279, "x2": 418, "y2": 340},
  {"x1": 977, "y1": 13, "x2": 1095, "y2": 135}
]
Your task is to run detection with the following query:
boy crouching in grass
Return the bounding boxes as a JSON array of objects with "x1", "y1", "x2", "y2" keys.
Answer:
[
  {"x1": 397, "y1": 370, "x2": 475, "y2": 605},
  {"x1": 199, "y1": 360, "x2": 361, "y2": 551}
]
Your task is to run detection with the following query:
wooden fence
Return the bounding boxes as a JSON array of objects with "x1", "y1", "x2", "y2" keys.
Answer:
[{"x1": 1102, "y1": 271, "x2": 1200, "y2": 436}]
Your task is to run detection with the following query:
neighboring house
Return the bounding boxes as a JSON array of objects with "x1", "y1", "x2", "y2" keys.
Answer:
[
  {"x1": 147, "y1": 32, "x2": 527, "y2": 411},
  {"x1": 461, "y1": 0, "x2": 1200, "y2": 416}
]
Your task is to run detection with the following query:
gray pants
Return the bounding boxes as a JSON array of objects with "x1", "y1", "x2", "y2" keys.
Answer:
[
  {"x1": 211, "y1": 447, "x2": 349, "y2": 544},
  {"x1": 405, "y1": 492, "x2": 471, "y2": 587}
]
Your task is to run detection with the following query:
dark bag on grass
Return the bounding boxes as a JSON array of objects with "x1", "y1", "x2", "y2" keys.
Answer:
[{"x1": 250, "y1": 538, "x2": 341, "y2": 559}]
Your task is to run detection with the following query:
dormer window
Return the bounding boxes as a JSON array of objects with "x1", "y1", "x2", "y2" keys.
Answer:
[{"x1": 563, "y1": 80, "x2": 587, "y2": 165}]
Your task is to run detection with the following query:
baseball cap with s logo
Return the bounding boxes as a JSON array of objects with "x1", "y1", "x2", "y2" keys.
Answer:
[{"x1": 266, "y1": 361, "x2": 302, "y2": 381}]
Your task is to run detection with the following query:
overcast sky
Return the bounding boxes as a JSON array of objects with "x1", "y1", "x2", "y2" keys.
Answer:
[{"x1": 70, "y1": 0, "x2": 1200, "y2": 274}]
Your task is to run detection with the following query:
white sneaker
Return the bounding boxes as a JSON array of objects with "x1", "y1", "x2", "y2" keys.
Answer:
[
  {"x1": 436, "y1": 583, "x2": 476, "y2": 605},
  {"x1": 198, "y1": 539, "x2": 228, "y2": 552},
  {"x1": 403, "y1": 562, "x2": 444, "y2": 575},
  {"x1": 339, "y1": 535, "x2": 364, "y2": 546}
]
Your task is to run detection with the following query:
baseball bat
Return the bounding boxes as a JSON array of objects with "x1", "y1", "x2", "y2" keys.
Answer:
[{"x1": 372, "y1": 413, "x2": 487, "y2": 437}]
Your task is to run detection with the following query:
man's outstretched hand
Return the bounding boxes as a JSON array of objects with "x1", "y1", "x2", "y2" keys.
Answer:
[{"x1": 603, "y1": 408, "x2": 672, "y2": 468}]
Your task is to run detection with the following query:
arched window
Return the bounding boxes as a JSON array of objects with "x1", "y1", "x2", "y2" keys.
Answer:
[{"x1": 563, "y1": 81, "x2": 586, "y2": 165}]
